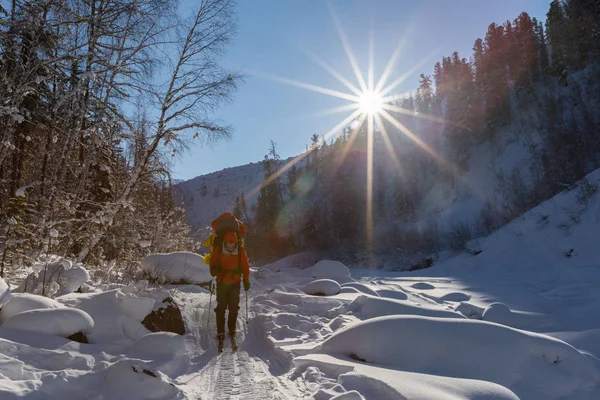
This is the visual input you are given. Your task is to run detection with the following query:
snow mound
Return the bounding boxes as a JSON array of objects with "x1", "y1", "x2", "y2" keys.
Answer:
[
  {"x1": 440, "y1": 292, "x2": 471, "y2": 302},
  {"x1": 58, "y1": 289, "x2": 155, "y2": 344},
  {"x1": 295, "y1": 354, "x2": 519, "y2": 400},
  {"x1": 127, "y1": 332, "x2": 186, "y2": 358},
  {"x1": 0, "y1": 277, "x2": 10, "y2": 308},
  {"x1": 340, "y1": 287, "x2": 361, "y2": 294},
  {"x1": 318, "y1": 315, "x2": 600, "y2": 399},
  {"x1": 16, "y1": 261, "x2": 89, "y2": 297},
  {"x1": 338, "y1": 295, "x2": 464, "y2": 320},
  {"x1": 410, "y1": 282, "x2": 434, "y2": 290},
  {"x1": 312, "y1": 260, "x2": 351, "y2": 281},
  {"x1": 482, "y1": 302, "x2": 512, "y2": 323},
  {"x1": 140, "y1": 252, "x2": 211, "y2": 284},
  {"x1": 2, "y1": 308, "x2": 94, "y2": 337},
  {"x1": 376, "y1": 289, "x2": 408, "y2": 300},
  {"x1": 330, "y1": 390, "x2": 365, "y2": 399},
  {"x1": 101, "y1": 361, "x2": 181, "y2": 400},
  {"x1": 302, "y1": 279, "x2": 341, "y2": 296},
  {"x1": 0, "y1": 293, "x2": 64, "y2": 323},
  {"x1": 340, "y1": 283, "x2": 379, "y2": 297}
]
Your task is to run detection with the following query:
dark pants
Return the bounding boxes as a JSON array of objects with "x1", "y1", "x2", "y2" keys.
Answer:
[{"x1": 214, "y1": 282, "x2": 240, "y2": 338}]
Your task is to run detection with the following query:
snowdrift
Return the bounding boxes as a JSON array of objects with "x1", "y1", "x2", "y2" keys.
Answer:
[
  {"x1": 58, "y1": 289, "x2": 155, "y2": 344},
  {"x1": 2, "y1": 308, "x2": 94, "y2": 338},
  {"x1": 295, "y1": 354, "x2": 520, "y2": 400},
  {"x1": 127, "y1": 332, "x2": 186, "y2": 358},
  {"x1": 140, "y1": 251, "x2": 211, "y2": 284},
  {"x1": 0, "y1": 293, "x2": 64, "y2": 323},
  {"x1": 340, "y1": 283, "x2": 379, "y2": 297},
  {"x1": 302, "y1": 279, "x2": 341, "y2": 296},
  {"x1": 312, "y1": 260, "x2": 351, "y2": 281},
  {"x1": 337, "y1": 294, "x2": 464, "y2": 320},
  {"x1": 318, "y1": 315, "x2": 600, "y2": 399}
]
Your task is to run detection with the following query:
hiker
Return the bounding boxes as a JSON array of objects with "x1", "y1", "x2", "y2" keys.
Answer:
[{"x1": 209, "y1": 212, "x2": 250, "y2": 352}]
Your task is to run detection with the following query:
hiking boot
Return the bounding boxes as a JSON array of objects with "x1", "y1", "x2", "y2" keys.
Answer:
[
  {"x1": 229, "y1": 332, "x2": 238, "y2": 351},
  {"x1": 217, "y1": 334, "x2": 224, "y2": 353}
]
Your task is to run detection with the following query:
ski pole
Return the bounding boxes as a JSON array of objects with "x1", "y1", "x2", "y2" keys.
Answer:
[
  {"x1": 245, "y1": 289, "x2": 248, "y2": 324},
  {"x1": 206, "y1": 278, "x2": 214, "y2": 333}
]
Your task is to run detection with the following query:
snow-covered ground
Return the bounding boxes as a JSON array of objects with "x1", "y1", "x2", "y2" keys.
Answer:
[{"x1": 1, "y1": 170, "x2": 600, "y2": 399}]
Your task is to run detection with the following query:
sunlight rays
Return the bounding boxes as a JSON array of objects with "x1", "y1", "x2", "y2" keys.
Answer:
[
  {"x1": 245, "y1": 109, "x2": 363, "y2": 201},
  {"x1": 328, "y1": 2, "x2": 368, "y2": 93},
  {"x1": 299, "y1": 46, "x2": 363, "y2": 97},
  {"x1": 249, "y1": 71, "x2": 360, "y2": 103},
  {"x1": 247, "y1": 3, "x2": 460, "y2": 253}
]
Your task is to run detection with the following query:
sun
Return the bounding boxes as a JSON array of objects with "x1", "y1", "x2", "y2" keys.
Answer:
[{"x1": 359, "y1": 90, "x2": 383, "y2": 115}]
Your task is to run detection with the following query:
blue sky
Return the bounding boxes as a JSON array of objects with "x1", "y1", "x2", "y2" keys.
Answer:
[{"x1": 173, "y1": 0, "x2": 552, "y2": 180}]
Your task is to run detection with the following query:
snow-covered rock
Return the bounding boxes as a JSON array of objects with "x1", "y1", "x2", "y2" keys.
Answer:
[
  {"x1": 16, "y1": 261, "x2": 89, "y2": 297},
  {"x1": 312, "y1": 260, "x2": 351, "y2": 281},
  {"x1": 2, "y1": 308, "x2": 94, "y2": 338},
  {"x1": 140, "y1": 252, "x2": 211, "y2": 284},
  {"x1": 318, "y1": 315, "x2": 600, "y2": 399},
  {"x1": 0, "y1": 293, "x2": 64, "y2": 323},
  {"x1": 57, "y1": 289, "x2": 155, "y2": 344},
  {"x1": 0, "y1": 277, "x2": 10, "y2": 308},
  {"x1": 127, "y1": 332, "x2": 186, "y2": 358},
  {"x1": 302, "y1": 279, "x2": 341, "y2": 296},
  {"x1": 141, "y1": 297, "x2": 185, "y2": 335}
]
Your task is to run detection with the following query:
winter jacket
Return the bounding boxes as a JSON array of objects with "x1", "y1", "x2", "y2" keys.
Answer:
[{"x1": 210, "y1": 243, "x2": 250, "y2": 285}]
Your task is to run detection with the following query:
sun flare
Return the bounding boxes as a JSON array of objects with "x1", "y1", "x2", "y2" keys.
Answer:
[
  {"x1": 359, "y1": 90, "x2": 383, "y2": 115},
  {"x1": 248, "y1": 3, "x2": 451, "y2": 254}
]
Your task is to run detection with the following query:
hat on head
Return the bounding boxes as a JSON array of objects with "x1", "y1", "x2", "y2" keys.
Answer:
[{"x1": 224, "y1": 231, "x2": 238, "y2": 243}]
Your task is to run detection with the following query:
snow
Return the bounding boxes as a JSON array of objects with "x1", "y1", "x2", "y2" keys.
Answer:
[
  {"x1": 126, "y1": 332, "x2": 186, "y2": 358},
  {"x1": 295, "y1": 354, "x2": 520, "y2": 400},
  {"x1": 0, "y1": 293, "x2": 64, "y2": 323},
  {"x1": 57, "y1": 289, "x2": 155, "y2": 344},
  {"x1": 0, "y1": 277, "x2": 10, "y2": 308},
  {"x1": 16, "y1": 261, "x2": 90, "y2": 297},
  {"x1": 316, "y1": 315, "x2": 599, "y2": 399},
  {"x1": 2, "y1": 308, "x2": 94, "y2": 337},
  {"x1": 302, "y1": 279, "x2": 341, "y2": 296},
  {"x1": 340, "y1": 282, "x2": 379, "y2": 297},
  {"x1": 140, "y1": 251, "x2": 211, "y2": 284},
  {"x1": 2, "y1": 170, "x2": 600, "y2": 399},
  {"x1": 338, "y1": 294, "x2": 464, "y2": 320},
  {"x1": 312, "y1": 260, "x2": 352, "y2": 281}
]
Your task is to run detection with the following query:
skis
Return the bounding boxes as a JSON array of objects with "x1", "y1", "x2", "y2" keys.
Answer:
[{"x1": 217, "y1": 334, "x2": 238, "y2": 353}]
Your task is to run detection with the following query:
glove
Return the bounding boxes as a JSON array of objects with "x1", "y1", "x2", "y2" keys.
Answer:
[
  {"x1": 210, "y1": 265, "x2": 219, "y2": 277},
  {"x1": 243, "y1": 280, "x2": 250, "y2": 291}
]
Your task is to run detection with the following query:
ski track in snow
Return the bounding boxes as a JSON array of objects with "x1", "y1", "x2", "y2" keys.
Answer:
[{"x1": 175, "y1": 288, "x2": 300, "y2": 400}]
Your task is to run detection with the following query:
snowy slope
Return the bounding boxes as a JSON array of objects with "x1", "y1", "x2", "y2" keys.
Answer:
[{"x1": 174, "y1": 161, "x2": 265, "y2": 233}]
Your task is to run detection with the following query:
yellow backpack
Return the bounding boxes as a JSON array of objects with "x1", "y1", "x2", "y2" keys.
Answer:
[{"x1": 202, "y1": 232, "x2": 216, "y2": 265}]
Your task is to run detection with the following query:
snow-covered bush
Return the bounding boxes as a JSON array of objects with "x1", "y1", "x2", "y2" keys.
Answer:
[
  {"x1": 16, "y1": 260, "x2": 89, "y2": 297},
  {"x1": 0, "y1": 277, "x2": 10, "y2": 308},
  {"x1": 140, "y1": 252, "x2": 211, "y2": 284},
  {"x1": 2, "y1": 308, "x2": 94, "y2": 338}
]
